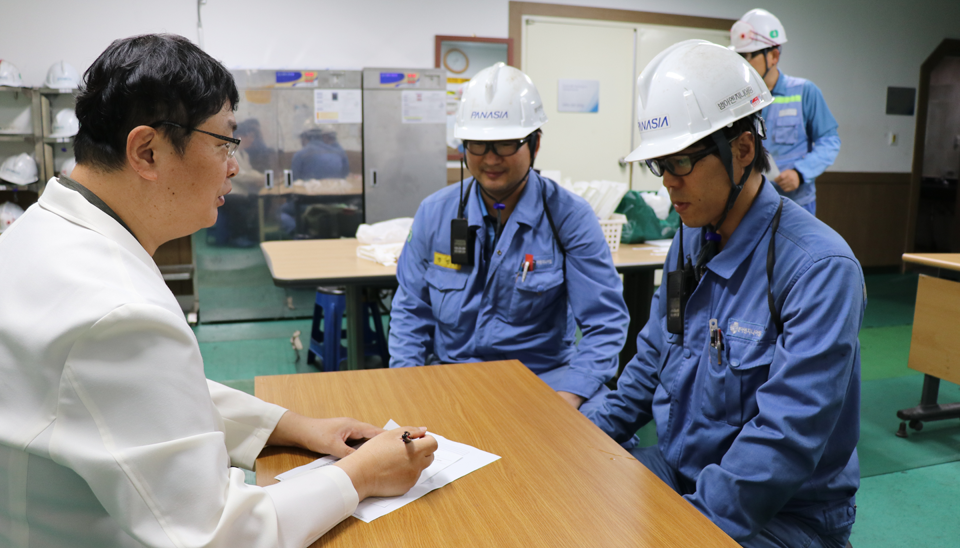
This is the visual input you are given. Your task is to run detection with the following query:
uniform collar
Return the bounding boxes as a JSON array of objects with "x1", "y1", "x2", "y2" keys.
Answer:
[
  {"x1": 465, "y1": 168, "x2": 542, "y2": 229},
  {"x1": 771, "y1": 70, "x2": 790, "y2": 95},
  {"x1": 38, "y1": 176, "x2": 160, "y2": 277},
  {"x1": 703, "y1": 177, "x2": 781, "y2": 280}
]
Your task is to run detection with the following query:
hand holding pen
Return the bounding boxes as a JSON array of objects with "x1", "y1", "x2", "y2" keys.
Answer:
[{"x1": 334, "y1": 426, "x2": 437, "y2": 501}]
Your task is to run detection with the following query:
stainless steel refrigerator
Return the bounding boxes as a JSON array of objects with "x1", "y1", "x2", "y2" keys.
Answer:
[
  {"x1": 362, "y1": 68, "x2": 447, "y2": 223},
  {"x1": 194, "y1": 69, "x2": 364, "y2": 323}
]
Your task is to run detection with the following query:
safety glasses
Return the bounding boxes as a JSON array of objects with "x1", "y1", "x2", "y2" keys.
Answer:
[
  {"x1": 151, "y1": 121, "x2": 241, "y2": 157},
  {"x1": 645, "y1": 143, "x2": 719, "y2": 177},
  {"x1": 463, "y1": 134, "x2": 534, "y2": 157}
]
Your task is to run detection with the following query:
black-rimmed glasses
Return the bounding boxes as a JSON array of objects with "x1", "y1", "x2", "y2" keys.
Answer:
[
  {"x1": 151, "y1": 121, "x2": 241, "y2": 157},
  {"x1": 463, "y1": 134, "x2": 535, "y2": 157},
  {"x1": 645, "y1": 143, "x2": 719, "y2": 177}
]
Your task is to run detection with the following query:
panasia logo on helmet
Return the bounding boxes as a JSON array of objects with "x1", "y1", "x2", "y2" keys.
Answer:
[
  {"x1": 638, "y1": 115, "x2": 670, "y2": 132},
  {"x1": 470, "y1": 111, "x2": 509, "y2": 120},
  {"x1": 717, "y1": 86, "x2": 756, "y2": 111}
]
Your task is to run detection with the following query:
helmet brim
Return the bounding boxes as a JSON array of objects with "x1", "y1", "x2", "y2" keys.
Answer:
[{"x1": 454, "y1": 122, "x2": 544, "y2": 141}]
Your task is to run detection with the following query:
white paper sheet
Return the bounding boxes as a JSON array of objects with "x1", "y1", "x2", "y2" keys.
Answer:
[
  {"x1": 401, "y1": 91, "x2": 446, "y2": 124},
  {"x1": 314, "y1": 89, "x2": 363, "y2": 124},
  {"x1": 274, "y1": 420, "x2": 501, "y2": 523}
]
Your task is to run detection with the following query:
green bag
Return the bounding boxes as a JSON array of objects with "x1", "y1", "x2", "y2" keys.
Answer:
[{"x1": 615, "y1": 190, "x2": 681, "y2": 244}]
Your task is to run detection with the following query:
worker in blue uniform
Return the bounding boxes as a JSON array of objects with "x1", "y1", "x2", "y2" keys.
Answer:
[
  {"x1": 389, "y1": 63, "x2": 629, "y2": 412},
  {"x1": 731, "y1": 8, "x2": 840, "y2": 216},
  {"x1": 585, "y1": 41, "x2": 863, "y2": 547}
]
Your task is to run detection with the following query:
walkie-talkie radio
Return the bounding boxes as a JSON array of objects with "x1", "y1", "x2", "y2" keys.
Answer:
[{"x1": 666, "y1": 226, "x2": 695, "y2": 335}]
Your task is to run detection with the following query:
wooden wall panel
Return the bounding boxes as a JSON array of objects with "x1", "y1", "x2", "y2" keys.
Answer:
[{"x1": 816, "y1": 172, "x2": 911, "y2": 267}]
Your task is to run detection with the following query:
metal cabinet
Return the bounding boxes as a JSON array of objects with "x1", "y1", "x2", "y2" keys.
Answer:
[
  {"x1": 194, "y1": 70, "x2": 364, "y2": 323},
  {"x1": 362, "y1": 68, "x2": 447, "y2": 223}
]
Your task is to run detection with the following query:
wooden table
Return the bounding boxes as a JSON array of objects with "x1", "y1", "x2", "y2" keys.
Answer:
[
  {"x1": 261, "y1": 238, "x2": 666, "y2": 370},
  {"x1": 896, "y1": 253, "x2": 960, "y2": 437},
  {"x1": 255, "y1": 360, "x2": 738, "y2": 547}
]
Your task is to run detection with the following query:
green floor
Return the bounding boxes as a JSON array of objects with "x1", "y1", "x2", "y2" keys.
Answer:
[{"x1": 196, "y1": 271, "x2": 960, "y2": 546}]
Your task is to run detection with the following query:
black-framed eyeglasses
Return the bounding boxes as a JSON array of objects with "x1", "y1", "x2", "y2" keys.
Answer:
[
  {"x1": 151, "y1": 121, "x2": 241, "y2": 157},
  {"x1": 463, "y1": 134, "x2": 535, "y2": 157},
  {"x1": 645, "y1": 143, "x2": 719, "y2": 177}
]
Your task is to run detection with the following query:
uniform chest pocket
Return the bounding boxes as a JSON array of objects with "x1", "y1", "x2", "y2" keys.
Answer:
[
  {"x1": 507, "y1": 268, "x2": 565, "y2": 325},
  {"x1": 772, "y1": 115, "x2": 802, "y2": 145},
  {"x1": 424, "y1": 266, "x2": 469, "y2": 325},
  {"x1": 701, "y1": 338, "x2": 775, "y2": 426}
]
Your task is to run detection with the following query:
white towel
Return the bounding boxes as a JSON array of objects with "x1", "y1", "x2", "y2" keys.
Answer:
[
  {"x1": 355, "y1": 217, "x2": 414, "y2": 245},
  {"x1": 357, "y1": 242, "x2": 405, "y2": 266}
]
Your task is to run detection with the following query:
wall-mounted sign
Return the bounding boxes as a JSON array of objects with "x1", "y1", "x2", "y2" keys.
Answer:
[{"x1": 558, "y1": 79, "x2": 600, "y2": 113}]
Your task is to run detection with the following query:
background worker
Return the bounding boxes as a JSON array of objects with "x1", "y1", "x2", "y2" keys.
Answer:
[
  {"x1": 586, "y1": 41, "x2": 863, "y2": 547},
  {"x1": 0, "y1": 34, "x2": 436, "y2": 548},
  {"x1": 389, "y1": 63, "x2": 629, "y2": 413},
  {"x1": 731, "y1": 8, "x2": 841, "y2": 216}
]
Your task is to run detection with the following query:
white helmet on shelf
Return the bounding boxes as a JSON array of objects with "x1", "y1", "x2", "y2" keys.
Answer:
[
  {"x1": 0, "y1": 201, "x2": 25, "y2": 233},
  {"x1": 59, "y1": 157, "x2": 77, "y2": 178},
  {"x1": 730, "y1": 9, "x2": 788, "y2": 54},
  {"x1": 454, "y1": 62, "x2": 547, "y2": 141},
  {"x1": 0, "y1": 60, "x2": 23, "y2": 87},
  {"x1": 50, "y1": 108, "x2": 79, "y2": 137},
  {"x1": 624, "y1": 39, "x2": 772, "y2": 162},
  {"x1": 0, "y1": 107, "x2": 32, "y2": 134},
  {"x1": 45, "y1": 60, "x2": 81, "y2": 89},
  {"x1": 0, "y1": 153, "x2": 39, "y2": 185}
]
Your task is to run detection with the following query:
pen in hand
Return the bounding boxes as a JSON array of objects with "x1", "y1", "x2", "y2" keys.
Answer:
[{"x1": 402, "y1": 431, "x2": 413, "y2": 444}]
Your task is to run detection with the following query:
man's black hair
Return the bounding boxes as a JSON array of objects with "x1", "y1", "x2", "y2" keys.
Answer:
[
  {"x1": 74, "y1": 34, "x2": 240, "y2": 172},
  {"x1": 693, "y1": 114, "x2": 771, "y2": 174}
]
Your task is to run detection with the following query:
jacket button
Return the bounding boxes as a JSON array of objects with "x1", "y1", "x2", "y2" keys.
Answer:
[
  {"x1": 497, "y1": 250, "x2": 502, "y2": 256},
  {"x1": 683, "y1": 348, "x2": 691, "y2": 358},
  {"x1": 731, "y1": 359, "x2": 740, "y2": 368}
]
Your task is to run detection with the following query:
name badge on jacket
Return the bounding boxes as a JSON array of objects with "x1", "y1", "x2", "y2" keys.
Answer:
[{"x1": 434, "y1": 252, "x2": 461, "y2": 270}]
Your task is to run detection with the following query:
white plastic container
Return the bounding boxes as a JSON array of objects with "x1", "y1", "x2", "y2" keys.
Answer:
[{"x1": 599, "y1": 214, "x2": 627, "y2": 253}]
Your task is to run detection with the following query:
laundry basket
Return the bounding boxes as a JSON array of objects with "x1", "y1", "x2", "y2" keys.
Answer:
[{"x1": 599, "y1": 214, "x2": 627, "y2": 253}]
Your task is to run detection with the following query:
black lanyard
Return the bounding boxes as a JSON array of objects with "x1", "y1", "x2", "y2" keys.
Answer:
[{"x1": 666, "y1": 197, "x2": 784, "y2": 338}]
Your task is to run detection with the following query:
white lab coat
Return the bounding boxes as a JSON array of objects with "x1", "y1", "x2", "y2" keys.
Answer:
[{"x1": 0, "y1": 179, "x2": 359, "y2": 547}]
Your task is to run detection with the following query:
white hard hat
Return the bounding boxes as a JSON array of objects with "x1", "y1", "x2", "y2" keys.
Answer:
[
  {"x1": 50, "y1": 108, "x2": 79, "y2": 137},
  {"x1": 0, "y1": 201, "x2": 25, "y2": 233},
  {"x1": 59, "y1": 157, "x2": 77, "y2": 178},
  {"x1": 454, "y1": 62, "x2": 547, "y2": 141},
  {"x1": 0, "y1": 153, "x2": 39, "y2": 185},
  {"x1": 624, "y1": 40, "x2": 773, "y2": 162},
  {"x1": 0, "y1": 107, "x2": 32, "y2": 134},
  {"x1": 730, "y1": 9, "x2": 788, "y2": 53},
  {"x1": 45, "y1": 60, "x2": 81, "y2": 89},
  {"x1": 0, "y1": 60, "x2": 23, "y2": 87}
]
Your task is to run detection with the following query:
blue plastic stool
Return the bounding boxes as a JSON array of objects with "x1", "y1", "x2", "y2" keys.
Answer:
[{"x1": 307, "y1": 287, "x2": 389, "y2": 371}]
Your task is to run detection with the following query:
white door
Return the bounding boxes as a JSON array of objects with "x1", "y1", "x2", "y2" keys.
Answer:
[
  {"x1": 524, "y1": 18, "x2": 636, "y2": 186},
  {"x1": 523, "y1": 17, "x2": 729, "y2": 191}
]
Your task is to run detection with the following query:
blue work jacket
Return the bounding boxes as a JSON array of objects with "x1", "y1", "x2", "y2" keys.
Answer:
[
  {"x1": 762, "y1": 72, "x2": 841, "y2": 207},
  {"x1": 389, "y1": 170, "x2": 629, "y2": 399},
  {"x1": 586, "y1": 179, "x2": 864, "y2": 541}
]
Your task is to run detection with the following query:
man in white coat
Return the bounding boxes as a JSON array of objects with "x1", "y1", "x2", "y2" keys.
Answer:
[{"x1": 0, "y1": 34, "x2": 437, "y2": 548}]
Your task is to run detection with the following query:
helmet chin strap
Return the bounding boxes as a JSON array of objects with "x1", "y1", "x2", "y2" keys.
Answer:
[
  {"x1": 693, "y1": 126, "x2": 760, "y2": 280},
  {"x1": 463, "y1": 133, "x2": 538, "y2": 244}
]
